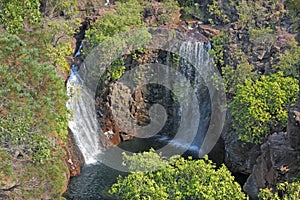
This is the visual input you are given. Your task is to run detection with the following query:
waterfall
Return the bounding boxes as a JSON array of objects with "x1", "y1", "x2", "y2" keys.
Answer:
[
  {"x1": 157, "y1": 41, "x2": 213, "y2": 157},
  {"x1": 66, "y1": 37, "x2": 223, "y2": 164},
  {"x1": 66, "y1": 65, "x2": 101, "y2": 164}
]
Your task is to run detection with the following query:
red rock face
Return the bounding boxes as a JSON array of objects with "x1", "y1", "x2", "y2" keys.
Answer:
[{"x1": 64, "y1": 128, "x2": 85, "y2": 177}]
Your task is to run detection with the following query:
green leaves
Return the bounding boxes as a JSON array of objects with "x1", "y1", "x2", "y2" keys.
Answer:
[
  {"x1": 109, "y1": 150, "x2": 247, "y2": 200},
  {"x1": 259, "y1": 181, "x2": 300, "y2": 200},
  {"x1": 229, "y1": 72, "x2": 298, "y2": 144},
  {"x1": 0, "y1": 33, "x2": 68, "y2": 163},
  {"x1": 86, "y1": 0, "x2": 144, "y2": 47},
  {"x1": 0, "y1": 0, "x2": 41, "y2": 33}
]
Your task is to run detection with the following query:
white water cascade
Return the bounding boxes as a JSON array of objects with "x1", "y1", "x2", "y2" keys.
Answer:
[
  {"x1": 156, "y1": 41, "x2": 214, "y2": 156},
  {"x1": 66, "y1": 65, "x2": 101, "y2": 164},
  {"x1": 66, "y1": 36, "x2": 223, "y2": 165}
]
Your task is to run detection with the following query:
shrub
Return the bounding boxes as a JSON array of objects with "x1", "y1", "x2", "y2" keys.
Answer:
[
  {"x1": 0, "y1": 0, "x2": 41, "y2": 33},
  {"x1": 86, "y1": 0, "x2": 144, "y2": 47},
  {"x1": 259, "y1": 181, "x2": 300, "y2": 200},
  {"x1": 109, "y1": 149, "x2": 247, "y2": 200},
  {"x1": 229, "y1": 72, "x2": 298, "y2": 144}
]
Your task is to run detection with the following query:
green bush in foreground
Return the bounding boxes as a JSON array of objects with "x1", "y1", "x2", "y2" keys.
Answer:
[{"x1": 109, "y1": 149, "x2": 247, "y2": 200}]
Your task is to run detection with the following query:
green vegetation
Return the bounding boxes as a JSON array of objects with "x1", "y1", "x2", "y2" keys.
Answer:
[
  {"x1": 236, "y1": 0, "x2": 285, "y2": 29},
  {"x1": 156, "y1": 0, "x2": 180, "y2": 25},
  {"x1": 259, "y1": 181, "x2": 300, "y2": 200},
  {"x1": 179, "y1": 0, "x2": 204, "y2": 20},
  {"x1": 276, "y1": 40, "x2": 300, "y2": 79},
  {"x1": 229, "y1": 72, "x2": 298, "y2": 144},
  {"x1": 110, "y1": 58, "x2": 126, "y2": 81},
  {"x1": 206, "y1": 0, "x2": 299, "y2": 146},
  {"x1": 286, "y1": 0, "x2": 300, "y2": 31},
  {"x1": 0, "y1": 0, "x2": 76, "y2": 198},
  {"x1": 0, "y1": 150, "x2": 14, "y2": 187},
  {"x1": 222, "y1": 51, "x2": 256, "y2": 96},
  {"x1": 209, "y1": 31, "x2": 228, "y2": 67},
  {"x1": 248, "y1": 27, "x2": 276, "y2": 47},
  {"x1": 0, "y1": 0, "x2": 299, "y2": 199},
  {"x1": 207, "y1": 0, "x2": 230, "y2": 25},
  {"x1": 86, "y1": 0, "x2": 145, "y2": 47},
  {"x1": 0, "y1": 34, "x2": 68, "y2": 163},
  {"x1": 0, "y1": 0, "x2": 41, "y2": 33},
  {"x1": 109, "y1": 149, "x2": 247, "y2": 200}
]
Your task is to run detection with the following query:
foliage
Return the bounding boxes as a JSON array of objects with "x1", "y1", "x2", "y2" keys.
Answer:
[
  {"x1": 286, "y1": 0, "x2": 300, "y2": 31},
  {"x1": 229, "y1": 72, "x2": 298, "y2": 144},
  {"x1": 259, "y1": 181, "x2": 300, "y2": 200},
  {"x1": 42, "y1": 17, "x2": 81, "y2": 73},
  {"x1": 156, "y1": 0, "x2": 180, "y2": 25},
  {"x1": 179, "y1": 0, "x2": 204, "y2": 20},
  {"x1": 86, "y1": 0, "x2": 144, "y2": 47},
  {"x1": 121, "y1": 148, "x2": 169, "y2": 172},
  {"x1": 221, "y1": 47, "x2": 256, "y2": 97},
  {"x1": 0, "y1": 0, "x2": 41, "y2": 33},
  {"x1": 207, "y1": 0, "x2": 230, "y2": 25},
  {"x1": 0, "y1": 150, "x2": 14, "y2": 187},
  {"x1": 248, "y1": 27, "x2": 276, "y2": 54},
  {"x1": 236, "y1": 0, "x2": 285, "y2": 29},
  {"x1": 19, "y1": 157, "x2": 68, "y2": 199},
  {"x1": 109, "y1": 150, "x2": 247, "y2": 200},
  {"x1": 0, "y1": 34, "x2": 68, "y2": 163},
  {"x1": 40, "y1": 0, "x2": 78, "y2": 19},
  {"x1": 209, "y1": 31, "x2": 229, "y2": 67},
  {"x1": 276, "y1": 39, "x2": 300, "y2": 79},
  {"x1": 110, "y1": 58, "x2": 126, "y2": 81}
]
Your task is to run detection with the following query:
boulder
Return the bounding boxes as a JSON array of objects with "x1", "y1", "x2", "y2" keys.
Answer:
[
  {"x1": 222, "y1": 130, "x2": 260, "y2": 174},
  {"x1": 243, "y1": 132, "x2": 300, "y2": 199},
  {"x1": 288, "y1": 107, "x2": 300, "y2": 150}
]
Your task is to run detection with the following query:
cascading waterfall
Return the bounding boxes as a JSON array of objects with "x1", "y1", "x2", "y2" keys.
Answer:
[
  {"x1": 64, "y1": 31, "x2": 225, "y2": 199},
  {"x1": 158, "y1": 41, "x2": 212, "y2": 156},
  {"x1": 66, "y1": 65, "x2": 101, "y2": 164},
  {"x1": 66, "y1": 41, "x2": 213, "y2": 163}
]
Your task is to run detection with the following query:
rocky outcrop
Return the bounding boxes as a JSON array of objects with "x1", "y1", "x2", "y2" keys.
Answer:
[
  {"x1": 222, "y1": 117, "x2": 260, "y2": 175},
  {"x1": 288, "y1": 106, "x2": 300, "y2": 150},
  {"x1": 243, "y1": 101, "x2": 300, "y2": 199},
  {"x1": 64, "y1": 128, "x2": 85, "y2": 177},
  {"x1": 243, "y1": 132, "x2": 300, "y2": 199}
]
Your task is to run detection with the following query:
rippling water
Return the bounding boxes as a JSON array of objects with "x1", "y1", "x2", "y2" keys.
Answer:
[{"x1": 64, "y1": 162, "x2": 126, "y2": 200}]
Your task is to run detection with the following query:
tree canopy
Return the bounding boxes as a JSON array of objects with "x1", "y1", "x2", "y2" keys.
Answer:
[{"x1": 109, "y1": 149, "x2": 247, "y2": 200}]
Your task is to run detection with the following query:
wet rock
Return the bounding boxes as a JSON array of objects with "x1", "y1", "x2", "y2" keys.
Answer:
[{"x1": 64, "y1": 128, "x2": 85, "y2": 177}]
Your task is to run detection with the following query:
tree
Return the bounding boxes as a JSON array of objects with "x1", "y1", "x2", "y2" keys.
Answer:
[
  {"x1": 86, "y1": 0, "x2": 144, "y2": 47},
  {"x1": 109, "y1": 149, "x2": 247, "y2": 200},
  {"x1": 229, "y1": 72, "x2": 298, "y2": 144}
]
